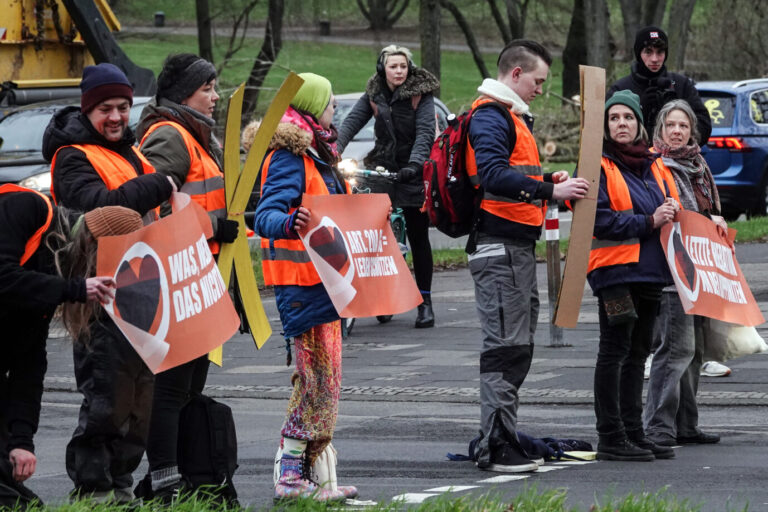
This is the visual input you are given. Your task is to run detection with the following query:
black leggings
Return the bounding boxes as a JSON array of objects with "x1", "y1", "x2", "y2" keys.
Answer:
[
  {"x1": 146, "y1": 355, "x2": 210, "y2": 471},
  {"x1": 402, "y1": 207, "x2": 433, "y2": 293}
]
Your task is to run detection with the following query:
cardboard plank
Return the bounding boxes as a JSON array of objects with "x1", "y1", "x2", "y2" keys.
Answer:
[{"x1": 553, "y1": 65, "x2": 605, "y2": 328}]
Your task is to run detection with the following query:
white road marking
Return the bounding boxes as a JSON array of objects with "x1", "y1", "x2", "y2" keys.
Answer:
[
  {"x1": 554, "y1": 460, "x2": 596, "y2": 465},
  {"x1": 532, "y1": 465, "x2": 565, "y2": 473},
  {"x1": 477, "y1": 475, "x2": 530, "y2": 483},
  {"x1": 425, "y1": 485, "x2": 479, "y2": 492},
  {"x1": 392, "y1": 493, "x2": 440, "y2": 504}
]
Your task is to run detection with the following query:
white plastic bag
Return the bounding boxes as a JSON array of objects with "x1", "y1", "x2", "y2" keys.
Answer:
[{"x1": 701, "y1": 318, "x2": 768, "y2": 362}]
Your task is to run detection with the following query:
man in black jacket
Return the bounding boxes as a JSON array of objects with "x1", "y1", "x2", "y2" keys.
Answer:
[{"x1": 608, "y1": 26, "x2": 711, "y2": 145}]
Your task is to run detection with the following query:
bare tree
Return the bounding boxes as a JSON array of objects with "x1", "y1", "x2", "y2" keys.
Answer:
[
  {"x1": 440, "y1": 0, "x2": 490, "y2": 79},
  {"x1": 616, "y1": 0, "x2": 667, "y2": 59},
  {"x1": 487, "y1": 0, "x2": 530, "y2": 42},
  {"x1": 242, "y1": 0, "x2": 284, "y2": 126},
  {"x1": 356, "y1": 0, "x2": 410, "y2": 31},
  {"x1": 215, "y1": 0, "x2": 260, "y2": 76},
  {"x1": 196, "y1": 0, "x2": 213, "y2": 62},
  {"x1": 666, "y1": 0, "x2": 696, "y2": 70},
  {"x1": 487, "y1": 0, "x2": 512, "y2": 43},
  {"x1": 420, "y1": 0, "x2": 441, "y2": 96},
  {"x1": 584, "y1": 0, "x2": 611, "y2": 69},
  {"x1": 562, "y1": 0, "x2": 586, "y2": 99}
]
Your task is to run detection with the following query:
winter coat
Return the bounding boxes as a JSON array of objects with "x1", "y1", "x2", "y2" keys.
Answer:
[
  {"x1": 608, "y1": 63, "x2": 712, "y2": 145},
  {"x1": 467, "y1": 105, "x2": 556, "y2": 241},
  {"x1": 0, "y1": 190, "x2": 86, "y2": 453},
  {"x1": 587, "y1": 152, "x2": 673, "y2": 294},
  {"x1": 254, "y1": 121, "x2": 348, "y2": 338},
  {"x1": 136, "y1": 100, "x2": 227, "y2": 237},
  {"x1": 337, "y1": 67, "x2": 439, "y2": 207},
  {"x1": 43, "y1": 107, "x2": 173, "y2": 215}
]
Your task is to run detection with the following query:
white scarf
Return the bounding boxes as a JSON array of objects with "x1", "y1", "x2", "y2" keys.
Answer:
[{"x1": 476, "y1": 78, "x2": 529, "y2": 116}]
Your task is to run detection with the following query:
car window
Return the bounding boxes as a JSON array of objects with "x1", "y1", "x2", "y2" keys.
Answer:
[
  {"x1": 333, "y1": 99, "x2": 375, "y2": 140},
  {"x1": 0, "y1": 111, "x2": 51, "y2": 153},
  {"x1": 699, "y1": 93, "x2": 736, "y2": 128},
  {"x1": 749, "y1": 89, "x2": 768, "y2": 124}
]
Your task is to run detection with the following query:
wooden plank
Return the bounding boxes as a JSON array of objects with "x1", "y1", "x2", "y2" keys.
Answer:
[{"x1": 553, "y1": 65, "x2": 605, "y2": 328}]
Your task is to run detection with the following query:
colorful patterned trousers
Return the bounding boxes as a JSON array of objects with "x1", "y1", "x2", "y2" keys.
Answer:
[{"x1": 281, "y1": 321, "x2": 342, "y2": 465}]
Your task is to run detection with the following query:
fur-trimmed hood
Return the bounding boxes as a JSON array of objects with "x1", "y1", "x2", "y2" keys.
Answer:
[
  {"x1": 365, "y1": 66, "x2": 440, "y2": 101},
  {"x1": 268, "y1": 122, "x2": 313, "y2": 156}
]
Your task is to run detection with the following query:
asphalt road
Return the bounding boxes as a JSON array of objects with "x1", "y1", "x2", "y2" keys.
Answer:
[{"x1": 32, "y1": 244, "x2": 768, "y2": 510}]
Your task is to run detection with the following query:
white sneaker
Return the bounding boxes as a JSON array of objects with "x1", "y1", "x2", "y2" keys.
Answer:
[
  {"x1": 701, "y1": 361, "x2": 731, "y2": 377},
  {"x1": 644, "y1": 354, "x2": 653, "y2": 380}
]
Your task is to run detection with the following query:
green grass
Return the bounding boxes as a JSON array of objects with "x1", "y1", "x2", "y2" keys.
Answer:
[
  {"x1": 21, "y1": 484, "x2": 743, "y2": 511},
  {"x1": 730, "y1": 216, "x2": 768, "y2": 243}
]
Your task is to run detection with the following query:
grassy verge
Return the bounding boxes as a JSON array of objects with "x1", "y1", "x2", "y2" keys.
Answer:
[
  {"x1": 23, "y1": 484, "x2": 730, "y2": 511},
  {"x1": 731, "y1": 216, "x2": 768, "y2": 243}
]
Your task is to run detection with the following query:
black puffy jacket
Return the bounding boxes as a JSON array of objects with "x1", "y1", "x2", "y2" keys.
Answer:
[
  {"x1": 608, "y1": 63, "x2": 712, "y2": 145},
  {"x1": 337, "y1": 67, "x2": 440, "y2": 208}
]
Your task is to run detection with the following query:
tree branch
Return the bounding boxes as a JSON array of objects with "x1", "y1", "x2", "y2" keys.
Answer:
[
  {"x1": 440, "y1": 0, "x2": 490, "y2": 79},
  {"x1": 486, "y1": 0, "x2": 512, "y2": 44}
]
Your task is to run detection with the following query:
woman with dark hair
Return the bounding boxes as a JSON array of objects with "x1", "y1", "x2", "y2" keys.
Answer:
[
  {"x1": 135, "y1": 53, "x2": 239, "y2": 501},
  {"x1": 255, "y1": 72, "x2": 357, "y2": 503},
  {"x1": 337, "y1": 45, "x2": 439, "y2": 328},
  {"x1": 588, "y1": 90, "x2": 679, "y2": 462},
  {"x1": 0, "y1": 186, "x2": 114, "y2": 507},
  {"x1": 643, "y1": 99, "x2": 724, "y2": 447}
]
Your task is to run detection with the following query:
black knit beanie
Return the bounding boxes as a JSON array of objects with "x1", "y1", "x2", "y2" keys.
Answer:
[
  {"x1": 156, "y1": 53, "x2": 217, "y2": 104},
  {"x1": 80, "y1": 63, "x2": 133, "y2": 114},
  {"x1": 633, "y1": 26, "x2": 668, "y2": 64}
]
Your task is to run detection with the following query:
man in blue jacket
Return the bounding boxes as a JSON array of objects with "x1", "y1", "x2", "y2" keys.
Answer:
[{"x1": 466, "y1": 40, "x2": 589, "y2": 473}]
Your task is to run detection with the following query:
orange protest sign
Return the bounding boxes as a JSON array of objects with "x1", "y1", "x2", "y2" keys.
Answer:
[
  {"x1": 96, "y1": 193, "x2": 241, "y2": 373},
  {"x1": 660, "y1": 210, "x2": 764, "y2": 326},
  {"x1": 297, "y1": 193, "x2": 422, "y2": 318}
]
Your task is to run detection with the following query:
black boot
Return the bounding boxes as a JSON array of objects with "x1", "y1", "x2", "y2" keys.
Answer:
[{"x1": 415, "y1": 293, "x2": 434, "y2": 328}]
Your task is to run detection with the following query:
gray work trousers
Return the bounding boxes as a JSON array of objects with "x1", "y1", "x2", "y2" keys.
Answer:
[
  {"x1": 469, "y1": 239, "x2": 537, "y2": 438},
  {"x1": 643, "y1": 291, "x2": 704, "y2": 440}
]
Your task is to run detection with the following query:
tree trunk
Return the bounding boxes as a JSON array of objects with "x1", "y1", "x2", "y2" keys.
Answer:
[
  {"x1": 360, "y1": 0, "x2": 410, "y2": 30},
  {"x1": 584, "y1": 0, "x2": 611, "y2": 69},
  {"x1": 440, "y1": 0, "x2": 490, "y2": 79},
  {"x1": 196, "y1": 0, "x2": 214, "y2": 63},
  {"x1": 617, "y1": 0, "x2": 642, "y2": 60},
  {"x1": 241, "y1": 0, "x2": 284, "y2": 126},
  {"x1": 666, "y1": 0, "x2": 697, "y2": 71},
  {"x1": 642, "y1": 0, "x2": 667, "y2": 26},
  {"x1": 487, "y1": 0, "x2": 512, "y2": 44},
  {"x1": 503, "y1": 0, "x2": 524, "y2": 39},
  {"x1": 419, "y1": 0, "x2": 441, "y2": 97},
  {"x1": 562, "y1": 0, "x2": 586, "y2": 100}
]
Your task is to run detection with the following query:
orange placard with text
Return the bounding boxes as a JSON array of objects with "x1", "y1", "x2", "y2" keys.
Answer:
[
  {"x1": 96, "y1": 193, "x2": 241, "y2": 373},
  {"x1": 296, "y1": 193, "x2": 422, "y2": 318},
  {"x1": 660, "y1": 210, "x2": 764, "y2": 326}
]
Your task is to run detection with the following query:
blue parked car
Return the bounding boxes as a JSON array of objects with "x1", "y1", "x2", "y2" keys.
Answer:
[{"x1": 696, "y1": 79, "x2": 768, "y2": 219}]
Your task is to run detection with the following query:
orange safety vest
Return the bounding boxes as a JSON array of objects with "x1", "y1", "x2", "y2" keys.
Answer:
[
  {"x1": 588, "y1": 157, "x2": 674, "y2": 273},
  {"x1": 464, "y1": 97, "x2": 546, "y2": 227},
  {"x1": 650, "y1": 157, "x2": 682, "y2": 205},
  {"x1": 141, "y1": 120, "x2": 227, "y2": 253},
  {"x1": 259, "y1": 151, "x2": 351, "y2": 287},
  {"x1": 0, "y1": 184, "x2": 53, "y2": 266},
  {"x1": 49, "y1": 143, "x2": 159, "y2": 222}
]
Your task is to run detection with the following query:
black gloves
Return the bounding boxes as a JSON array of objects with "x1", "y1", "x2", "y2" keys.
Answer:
[
  {"x1": 397, "y1": 164, "x2": 422, "y2": 183},
  {"x1": 214, "y1": 218, "x2": 239, "y2": 243}
]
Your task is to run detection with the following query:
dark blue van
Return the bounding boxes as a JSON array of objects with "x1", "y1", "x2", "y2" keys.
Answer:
[{"x1": 696, "y1": 79, "x2": 768, "y2": 219}]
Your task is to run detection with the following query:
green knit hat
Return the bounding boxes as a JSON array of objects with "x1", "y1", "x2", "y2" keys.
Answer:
[
  {"x1": 605, "y1": 89, "x2": 644, "y2": 124},
  {"x1": 291, "y1": 73, "x2": 332, "y2": 119}
]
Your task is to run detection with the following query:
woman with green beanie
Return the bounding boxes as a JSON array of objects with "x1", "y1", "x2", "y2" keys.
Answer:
[
  {"x1": 253, "y1": 72, "x2": 357, "y2": 503},
  {"x1": 587, "y1": 89, "x2": 679, "y2": 462}
]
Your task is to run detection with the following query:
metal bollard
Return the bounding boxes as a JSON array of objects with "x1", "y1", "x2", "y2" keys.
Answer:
[{"x1": 545, "y1": 200, "x2": 568, "y2": 347}]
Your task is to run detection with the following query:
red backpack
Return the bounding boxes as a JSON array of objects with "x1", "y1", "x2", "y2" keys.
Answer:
[{"x1": 423, "y1": 101, "x2": 514, "y2": 238}]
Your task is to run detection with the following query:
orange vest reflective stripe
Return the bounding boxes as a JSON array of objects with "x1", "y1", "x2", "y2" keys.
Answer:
[
  {"x1": 259, "y1": 150, "x2": 351, "y2": 287},
  {"x1": 650, "y1": 157, "x2": 682, "y2": 205},
  {"x1": 589, "y1": 157, "x2": 671, "y2": 273},
  {"x1": 49, "y1": 143, "x2": 159, "y2": 223},
  {"x1": 0, "y1": 184, "x2": 53, "y2": 266},
  {"x1": 464, "y1": 97, "x2": 546, "y2": 227},
  {"x1": 141, "y1": 121, "x2": 227, "y2": 254}
]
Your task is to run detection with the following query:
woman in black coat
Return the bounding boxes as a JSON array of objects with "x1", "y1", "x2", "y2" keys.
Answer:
[{"x1": 337, "y1": 45, "x2": 440, "y2": 328}]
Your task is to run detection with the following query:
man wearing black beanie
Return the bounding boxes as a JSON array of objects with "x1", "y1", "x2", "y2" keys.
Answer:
[{"x1": 608, "y1": 26, "x2": 711, "y2": 145}]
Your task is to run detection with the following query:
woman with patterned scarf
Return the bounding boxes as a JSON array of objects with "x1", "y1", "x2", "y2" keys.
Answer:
[
  {"x1": 643, "y1": 99, "x2": 724, "y2": 448},
  {"x1": 254, "y1": 73, "x2": 358, "y2": 503}
]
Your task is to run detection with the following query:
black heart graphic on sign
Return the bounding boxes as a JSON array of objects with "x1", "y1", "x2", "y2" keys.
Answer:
[
  {"x1": 309, "y1": 226, "x2": 350, "y2": 273},
  {"x1": 114, "y1": 256, "x2": 162, "y2": 332}
]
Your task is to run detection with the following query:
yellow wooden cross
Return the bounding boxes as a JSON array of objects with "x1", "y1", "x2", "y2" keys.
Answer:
[{"x1": 209, "y1": 73, "x2": 305, "y2": 365}]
